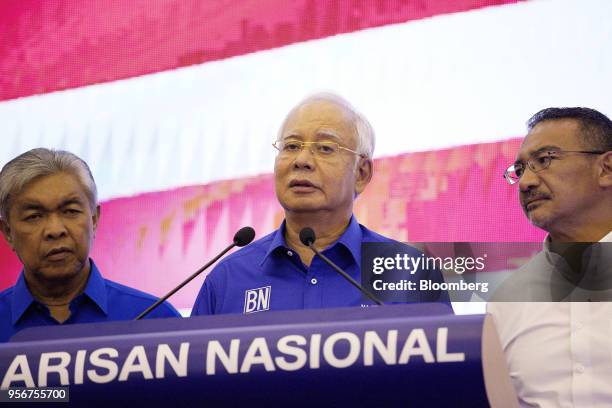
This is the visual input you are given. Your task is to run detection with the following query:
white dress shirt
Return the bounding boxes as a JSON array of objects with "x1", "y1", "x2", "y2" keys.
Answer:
[{"x1": 487, "y1": 231, "x2": 612, "y2": 407}]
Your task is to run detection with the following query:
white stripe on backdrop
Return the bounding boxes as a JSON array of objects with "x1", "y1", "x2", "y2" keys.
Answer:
[{"x1": 1, "y1": 0, "x2": 611, "y2": 201}]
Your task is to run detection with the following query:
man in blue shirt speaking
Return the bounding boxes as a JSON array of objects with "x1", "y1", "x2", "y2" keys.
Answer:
[
  {"x1": 192, "y1": 93, "x2": 448, "y2": 315},
  {"x1": 0, "y1": 148, "x2": 179, "y2": 342}
]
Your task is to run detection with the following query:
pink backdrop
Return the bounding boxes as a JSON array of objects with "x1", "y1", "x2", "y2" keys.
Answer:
[{"x1": 0, "y1": 138, "x2": 545, "y2": 308}]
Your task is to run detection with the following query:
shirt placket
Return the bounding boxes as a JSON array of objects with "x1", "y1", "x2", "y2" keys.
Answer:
[
  {"x1": 303, "y1": 256, "x2": 324, "y2": 308},
  {"x1": 570, "y1": 302, "x2": 593, "y2": 407}
]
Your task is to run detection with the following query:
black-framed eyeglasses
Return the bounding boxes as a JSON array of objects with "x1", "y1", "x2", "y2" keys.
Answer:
[{"x1": 503, "y1": 150, "x2": 606, "y2": 185}]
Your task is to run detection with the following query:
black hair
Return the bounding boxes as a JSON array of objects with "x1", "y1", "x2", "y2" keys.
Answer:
[{"x1": 527, "y1": 107, "x2": 612, "y2": 151}]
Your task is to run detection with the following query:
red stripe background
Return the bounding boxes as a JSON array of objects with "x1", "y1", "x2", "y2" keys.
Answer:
[{"x1": 0, "y1": 0, "x2": 522, "y2": 101}]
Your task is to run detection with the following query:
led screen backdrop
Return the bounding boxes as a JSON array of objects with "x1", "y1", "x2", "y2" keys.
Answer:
[{"x1": 1, "y1": 0, "x2": 611, "y2": 310}]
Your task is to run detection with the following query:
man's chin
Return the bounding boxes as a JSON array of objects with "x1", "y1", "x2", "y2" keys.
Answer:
[
  {"x1": 280, "y1": 197, "x2": 326, "y2": 212},
  {"x1": 35, "y1": 261, "x2": 85, "y2": 282},
  {"x1": 285, "y1": 204, "x2": 325, "y2": 213},
  {"x1": 526, "y1": 209, "x2": 552, "y2": 230}
]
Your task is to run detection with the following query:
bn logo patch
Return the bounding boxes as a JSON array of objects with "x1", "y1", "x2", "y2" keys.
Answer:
[{"x1": 244, "y1": 286, "x2": 271, "y2": 314}]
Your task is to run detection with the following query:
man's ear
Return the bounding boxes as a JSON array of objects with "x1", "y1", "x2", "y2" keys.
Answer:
[
  {"x1": 0, "y1": 218, "x2": 14, "y2": 251},
  {"x1": 598, "y1": 151, "x2": 612, "y2": 188},
  {"x1": 92, "y1": 205, "x2": 101, "y2": 235},
  {"x1": 355, "y1": 157, "x2": 373, "y2": 195}
]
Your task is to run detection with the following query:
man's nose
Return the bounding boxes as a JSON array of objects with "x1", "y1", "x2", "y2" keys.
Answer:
[
  {"x1": 44, "y1": 213, "x2": 68, "y2": 240},
  {"x1": 518, "y1": 165, "x2": 540, "y2": 192},
  {"x1": 292, "y1": 145, "x2": 316, "y2": 170}
]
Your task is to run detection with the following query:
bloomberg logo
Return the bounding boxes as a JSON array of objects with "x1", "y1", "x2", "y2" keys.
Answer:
[{"x1": 244, "y1": 286, "x2": 271, "y2": 314}]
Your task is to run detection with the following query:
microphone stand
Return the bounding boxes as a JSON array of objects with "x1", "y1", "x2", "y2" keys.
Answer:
[{"x1": 135, "y1": 242, "x2": 237, "y2": 320}]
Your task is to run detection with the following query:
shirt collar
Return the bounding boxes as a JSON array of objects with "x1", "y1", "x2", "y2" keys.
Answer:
[
  {"x1": 82, "y1": 260, "x2": 108, "y2": 315},
  {"x1": 260, "y1": 221, "x2": 292, "y2": 266},
  {"x1": 544, "y1": 229, "x2": 612, "y2": 251},
  {"x1": 260, "y1": 215, "x2": 362, "y2": 266},
  {"x1": 10, "y1": 259, "x2": 108, "y2": 324},
  {"x1": 10, "y1": 273, "x2": 35, "y2": 325},
  {"x1": 543, "y1": 231, "x2": 612, "y2": 274},
  {"x1": 334, "y1": 215, "x2": 363, "y2": 265}
]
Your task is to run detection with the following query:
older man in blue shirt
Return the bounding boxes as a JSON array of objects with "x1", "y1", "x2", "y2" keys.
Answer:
[
  {"x1": 0, "y1": 148, "x2": 179, "y2": 342},
  {"x1": 192, "y1": 93, "x2": 448, "y2": 315}
]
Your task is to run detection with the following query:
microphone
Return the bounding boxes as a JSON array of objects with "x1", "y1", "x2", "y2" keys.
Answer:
[
  {"x1": 299, "y1": 227, "x2": 383, "y2": 306},
  {"x1": 234, "y1": 226, "x2": 256, "y2": 246},
  {"x1": 135, "y1": 226, "x2": 256, "y2": 320}
]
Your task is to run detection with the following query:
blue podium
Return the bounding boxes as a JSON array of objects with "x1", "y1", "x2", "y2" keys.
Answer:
[{"x1": 1, "y1": 304, "x2": 517, "y2": 407}]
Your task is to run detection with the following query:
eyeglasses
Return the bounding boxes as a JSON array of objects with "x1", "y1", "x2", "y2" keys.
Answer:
[
  {"x1": 272, "y1": 140, "x2": 365, "y2": 159},
  {"x1": 503, "y1": 150, "x2": 605, "y2": 185}
]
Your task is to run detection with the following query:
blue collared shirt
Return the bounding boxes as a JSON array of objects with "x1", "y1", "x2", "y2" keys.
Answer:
[
  {"x1": 192, "y1": 216, "x2": 449, "y2": 315},
  {"x1": 0, "y1": 260, "x2": 180, "y2": 342}
]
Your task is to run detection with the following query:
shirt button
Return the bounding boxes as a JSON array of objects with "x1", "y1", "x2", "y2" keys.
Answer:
[
  {"x1": 310, "y1": 278, "x2": 318, "y2": 285},
  {"x1": 575, "y1": 364, "x2": 585, "y2": 374},
  {"x1": 575, "y1": 322, "x2": 583, "y2": 331},
  {"x1": 287, "y1": 250, "x2": 293, "y2": 256}
]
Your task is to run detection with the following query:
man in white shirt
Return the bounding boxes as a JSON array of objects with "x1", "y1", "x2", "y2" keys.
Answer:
[{"x1": 487, "y1": 107, "x2": 612, "y2": 407}]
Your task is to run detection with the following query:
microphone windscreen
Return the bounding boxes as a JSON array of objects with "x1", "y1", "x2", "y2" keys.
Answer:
[
  {"x1": 233, "y1": 226, "x2": 256, "y2": 247},
  {"x1": 299, "y1": 227, "x2": 316, "y2": 246}
]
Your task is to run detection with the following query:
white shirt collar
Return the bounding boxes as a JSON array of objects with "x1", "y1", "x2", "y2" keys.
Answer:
[
  {"x1": 544, "y1": 229, "x2": 612, "y2": 250},
  {"x1": 600, "y1": 230, "x2": 612, "y2": 243}
]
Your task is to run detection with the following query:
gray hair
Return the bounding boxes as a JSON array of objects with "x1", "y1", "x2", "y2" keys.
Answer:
[
  {"x1": 277, "y1": 92, "x2": 376, "y2": 159},
  {"x1": 0, "y1": 148, "x2": 98, "y2": 221}
]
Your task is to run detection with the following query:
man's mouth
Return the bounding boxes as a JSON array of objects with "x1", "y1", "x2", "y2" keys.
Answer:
[
  {"x1": 289, "y1": 179, "x2": 318, "y2": 192},
  {"x1": 522, "y1": 196, "x2": 550, "y2": 210},
  {"x1": 46, "y1": 247, "x2": 73, "y2": 261}
]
